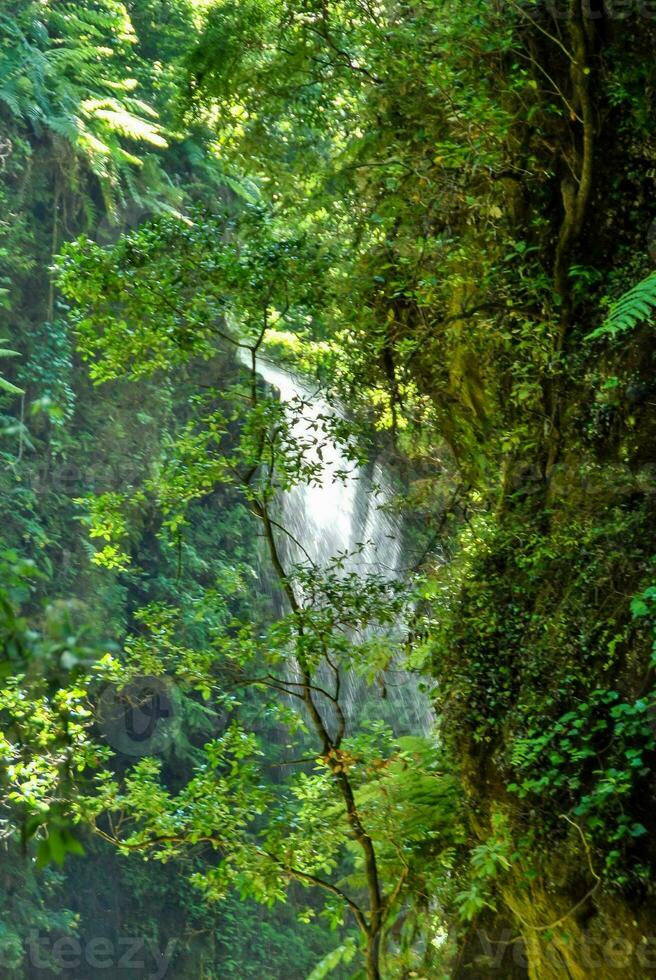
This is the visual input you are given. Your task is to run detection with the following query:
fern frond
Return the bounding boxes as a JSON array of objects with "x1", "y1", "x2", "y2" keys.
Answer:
[
  {"x1": 588, "y1": 272, "x2": 656, "y2": 340},
  {"x1": 0, "y1": 85, "x2": 22, "y2": 117},
  {"x1": 76, "y1": 125, "x2": 112, "y2": 159},
  {"x1": 46, "y1": 112, "x2": 80, "y2": 141},
  {"x1": 123, "y1": 97, "x2": 159, "y2": 120},
  {"x1": 112, "y1": 145, "x2": 144, "y2": 168},
  {"x1": 0, "y1": 341, "x2": 23, "y2": 395},
  {"x1": 0, "y1": 377, "x2": 24, "y2": 396},
  {"x1": 90, "y1": 107, "x2": 167, "y2": 147}
]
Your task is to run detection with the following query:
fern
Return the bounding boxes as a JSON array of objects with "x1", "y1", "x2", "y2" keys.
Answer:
[
  {"x1": 0, "y1": 341, "x2": 23, "y2": 396},
  {"x1": 46, "y1": 113, "x2": 80, "y2": 141},
  {"x1": 0, "y1": 2, "x2": 166, "y2": 205},
  {"x1": 0, "y1": 85, "x2": 22, "y2": 117},
  {"x1": 588, "y1": 271, "x2": 656, "y2": 340},
  {"x1": 0, "y1": 1, "x2": 223, "y2": 243}
]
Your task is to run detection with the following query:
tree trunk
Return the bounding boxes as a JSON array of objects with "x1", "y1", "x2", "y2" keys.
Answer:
[{"x1": 366, "y1": 931, "x2": 381, "y2": 980}]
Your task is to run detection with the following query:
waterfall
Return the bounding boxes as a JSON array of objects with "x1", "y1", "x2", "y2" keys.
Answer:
[{"x1": 251, "y1": 355, "x2": 433, "y2": 736}]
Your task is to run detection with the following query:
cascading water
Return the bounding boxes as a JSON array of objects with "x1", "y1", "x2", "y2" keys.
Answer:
[{"x1": 253, "y1": 355, "x2": 433, "y2": 736}]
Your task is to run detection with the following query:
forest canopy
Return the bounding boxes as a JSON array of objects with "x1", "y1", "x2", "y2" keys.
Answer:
[{"x1": 2, "y1": 1, "x2": 656, "y2": 978}]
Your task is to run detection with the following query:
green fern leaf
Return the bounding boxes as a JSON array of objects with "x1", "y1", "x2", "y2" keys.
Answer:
[
  {"x1": 0, "y1": 377, "x2": 24, "y2": 396},
  {"x1": 588, "y1": 272, "x2": 656, "y2": 340},
  {"x1": 0, "y1": 342, "x2": 23, "y2": 395}
]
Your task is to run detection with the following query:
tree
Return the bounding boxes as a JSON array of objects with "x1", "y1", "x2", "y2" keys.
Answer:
[
  {"x1": 5, "y1": 0, "x2": 656, "y2": 975},
  {"x1": 55, "y1": 208, "x2": 463, "y2": 977}
]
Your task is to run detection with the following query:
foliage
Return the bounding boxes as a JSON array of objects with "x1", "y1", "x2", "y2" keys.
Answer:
[
  {"x1": 588, "y1": 271, "x2": 656, "y2": 340},
  {"x1": 0, "y1": 1, "x2": 166, "y2": 210},
  {"x1": 455, "y1": 813, "x2": 514, "y2": 923},
  {"x1": 508, "y1": 688, "x2": 654, "y2": 881},
  {"x1": 0, "y1": 340, "x2": 23, "y2": 396},
  {"x1": 4, "y1": 0, "x2": 656, "y2": 976}
]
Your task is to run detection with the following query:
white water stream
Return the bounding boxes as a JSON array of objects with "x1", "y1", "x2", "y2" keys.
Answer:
[{"x1": 253, "y1": 356, "x2": 433, "y2": 736}]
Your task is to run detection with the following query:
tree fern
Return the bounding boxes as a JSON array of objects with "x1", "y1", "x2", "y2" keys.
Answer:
[
  {"x1": 588, "y1": 271, "x2": 656, "y2": 340},
  {"x1": 0, "y1": 2, "x2": 166, "y2": 207},
  {"x1": 0, "y1": 0, "x2": 227, "y2": 245}
]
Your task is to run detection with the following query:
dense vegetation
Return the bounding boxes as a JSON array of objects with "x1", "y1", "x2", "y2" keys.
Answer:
[{"x1": 3, "y1": 1, "x2": 656, "y2": 977}]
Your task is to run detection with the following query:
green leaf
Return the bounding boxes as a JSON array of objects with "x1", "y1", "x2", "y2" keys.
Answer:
[
  {"x1": 0, "y1": 377, "x2": 23, "y2": 395},
  {"x1": 631, "y1": 597, "x2": 650, "y2": 618},
  {"x1": 588, "y1": 272, "x2": 656, "y2": 340}
]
